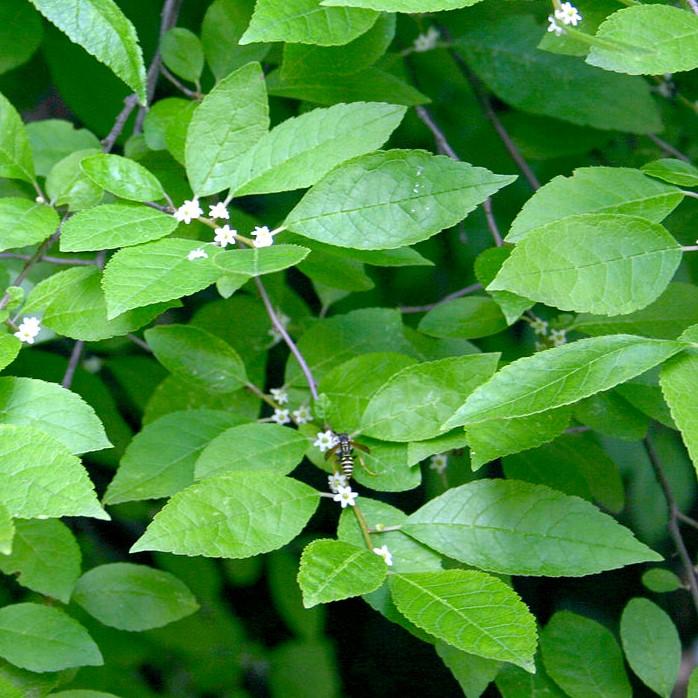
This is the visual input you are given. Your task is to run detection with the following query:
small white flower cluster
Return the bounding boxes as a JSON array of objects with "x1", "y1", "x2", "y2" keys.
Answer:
[
  {"x1": 373, "y1": 545, "x2": 393, "y2": 566},
  {"x1": 187, "y1": 248, "x2": 208, "y2": 261},
  {"x1": 174, "y1": 198, "x2": 203, "y2": 224},
  {"x1": 272, "y1": 408, "x2": 291, "y2": 425},
  {"x1": 328, "y1": 472, "x2": 347, "y2": 493},
  {"x1": 270, "y1": 387, "x2": 288, "y2": 405},
  {"x1": 252, "y1": 225, "x2": 274, "y2": 248},
  {"x1": 14, "y1": 316, "x2": 41, "y2": 344},
  {"x1": 413, "y1": 26, "x2": 440, "y2": 53},
  {"x1": 214, "y1": 225, "x2": 237, "y2": 248},
  {"x1": 429, "y1": 453, "x2": 448, "y2": 474},
  {"x1": 314, "y1": 430, "x2": 339, "y2": 453},
  {"x1": 268, "y1": 387, "x2": 312, "y2": 424},
  {"x1": 333, "y1": 485, "x2": 358, "y2": 508},
  {"x1": 209, "y1": 202, "x2": 229, "y2": 220},
  {"x1": 548, "y1": 2, "x2": 582, "y2": 36}
]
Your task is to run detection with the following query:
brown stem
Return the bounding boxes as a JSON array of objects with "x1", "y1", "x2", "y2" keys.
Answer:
[
  {"x1": 62, "y1": 340, "x2": 84, "y2": 389},
  {"x1": 399, "y1": 282, "x2": 482, "y2": 314},
  {"x1": 352, "y1": 504, "x2": 374, "y2": 551},
  {"x1": 161, "y1": 65, "x2": 201, "y2": 99},
  {"x1": 647, "y1": 134, "x2": 692, "y2": 163}
]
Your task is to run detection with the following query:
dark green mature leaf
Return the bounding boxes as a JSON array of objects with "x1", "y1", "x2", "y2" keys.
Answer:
[
  {"x1": 240, "y1": 0, "x2": 378, "y2": 46},
  {"x1": 131, "y1": 472, "x2": 320, "y2": 558},
  {"x1": 46, "y1": 148, "x2": 102, "y2": 211},
  {"x1": 0, "y1": 603, "x2": 102, "y2": 672},
  {"x1": 643, "y1": 159, "x2": 698, "y2": 187},
  {"x1": 588, "y1": 5, "x2": 698, "y2": 76},
  {"x1": 418, "y1": 297, "x2": 507, "y2": 339},
  {"x1": 27, "y1": 0, "x2": 147, "y2": 103},
  {"x1": 213, "y1": 245, "x2": 310, "y2": 277},
  {"x1": 26, "y1": 119, "x2": 100, "y2": 177},
  {"x1": 642, "y1": 568, "x2": 682, "y2": 594},
  {"x1": 81, "y1": 154, "x2": 165, "y2": 202},
  {"x1": 161, "y1": 28, "x2": 204, "y2": 83},
  {"x1": 185, "y1": 62, "x2": 268, "y2": 196},
  {"x1": 322, "y1": 0, "x2": 482, "y2": 9},
  {"x1": 0, "y1": 198, "x2": 59, "y2": 252},
  {"x1": 391, "y1": 570, "x2": 537, "y2": 671},
  {"x1": 0, "y1": 92, "x2": 34, "y2": 183},
  {"x1": 458, "y1": 15, "x2": 661, "y2": 134},
  {"x1": 574, "y1": 391, "x2": 649, "y2": 441},
  {"x1": 287, "y1": 150, "x2": 515, "y2": 250},
  {"x1": 298, "y1": 539, "x2": 387, "y2": 607},
  {"x1": 351, "y1": 437, "x2": 421, "y2": 492},
  {"x1": 620, "y1": 598, "x2": 680, "y2": 698},
  {"x1": 444, "y1": 335, "x2": 685, "y2": 428},
  {"x1": 403, "y1": 479, "x2": 660, "y2": 576},
  {"x1": 436, "y1": 642, "x2": 501, "y2": 698},
  {"x1": 0, "y1": 0, "x2": 42, "y2": 75},
  {"x1": 74, "y1": 563, "x2": 199, "y2": 631},
  {"x1": 541, "y1": 611, "x2": 631, "y2": 698}
]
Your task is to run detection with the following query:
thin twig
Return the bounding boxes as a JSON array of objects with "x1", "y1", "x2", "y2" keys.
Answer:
[
  {"x1": 687, "y1": 0, "x2": 698, "y2": 16},
  {"x1": 352, "y1": 504, "x2": 374, "y2": 552},
  {"x1": 647, "y1": 134, "x2": 691, "y2": 163},
  {"x1": 127, "y1": 333, "x2": 152, "y2": 352},
  {"x1": 101, "y1": 94, "x2": 140, "y2": 153},
  {"x1": 254, "y1": 277, "x2": 319, "y2": 402},
  {"x1": 62, "y1": 340, "x2": 84, "y2": 389},
  {"x1": 682, "y1": 245, "x2": 698, "y2": 252},
  {"x1": 645, "y1": 436, "x2": 698, "y2": 615},
  {"x1": 677, "y1": 511, "x2": 698, "y2": 531},
  {"x1": 0, "y1": 253, "x2": 96, "y2": 266},
  {"x1": 368, "y1": 525, "x2": 402, "y2": 534},
  {"x1": 160, "y1": 65, "x2": 201, "y2": 99},
  {"x1": 399, "y1": 282, "x2": 482, "y2": 314}
]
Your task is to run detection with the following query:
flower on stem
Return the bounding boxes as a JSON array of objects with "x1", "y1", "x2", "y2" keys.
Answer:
[
  {"x1": 555, "y1": 2, "x2": 582, "y2": 27},
  {"x1": 328, "y1": 472, "x2": 347, "y2": 493},
  {"x1": 292, "y1": 404, "x2": 313, "y2": 425},
  {"x1": 270, "y1": 387, "x2": 288, "y2": 405},
  {"x1": 272, "y1": 408, "x2": 291, "y2": 425},
  {"x1": 547, "y1": 15, "x2": 564, "y2": 36},
  {"x1": 413, "y1": 26, "x2": 440, "y2": 53},
  {"x1": 209, "y1": 202, "x2": 229, "y2": 220},
  {"x1": 174, "y1": 198, "x2": 203, "y2": 224},
  {"x1": 252, "y1": 225, "x2": 274, "y2": 248},
  {"x1": 373, "y1": 545, "x2": 393, "y2": 567},
  {"x1": 213, "y1": 225, "x2": 237, "y2": 248},
  {"x1": 529, "y1": 317, "x2": 548, "y2": 336},
  {"x1": 14, "y1": 316, "x2": 41, "y2": 344},
  {"x1": 550, "y1": 329, "x2": 567, "y2": 346},
  {"x1": 429, "y1": 453, "x2": 448, "y2": 474},
  {"x1": 314, "y1": 430, "x2": 339, "y2": 453},
  {"x1": 187, "y1": 248, "x2": 208, "y2": 261},
  {"x1": 333, "y1": 485, "x2": 358, "y2": 509}
]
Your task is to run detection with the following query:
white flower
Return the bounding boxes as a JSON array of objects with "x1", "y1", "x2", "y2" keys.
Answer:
[
  {"x1": 373, "y1": 545, "x2": 393, "y2": 566},
  {"x1": 187, "y1": 248, "x2": 208, "y2": 261},
  {"x1": 14, "y1": 316, "x2": 41, "y2": 344},
  {"x1": 529, "y1": 317, "x2": 548, "y2": 336},
  {"x1": 209, "y1": 202, "x2": 229, "y2": 220},
  {"x1": 314, "y1": 429, "x2": 339, "y2": 453},
  {"x1": 292, "y1": 405, "x2": 313, "y2": 425},
  {"x1": 333, "y1": 485, "x2": 358, "y2": 508},
  {"x1": 213, "y1": 224, "x2": 237, "y2": 247},
  {"x1": 555, "y1": 2, "x2": 582, "y2": 27},
  {"x1": 270, "y1": 387, "x2": 288, "y2": 405},
  {"x1": 272, "y1": 408, "x2": 291, "y2": 425},
  {"x1": 174, "y1": 198, "x2": 203, "y2": 224},
  {"x1": 82, "y1": 356, "x2": 103, "y2": 373},
  {"x1": 252, "y1": 225, "x2": 274, "y2": 248},
  {"x1": 328, "y1": 473, "x2": 348, "y2": 493},
  {"x1": 535, "y1": 341, "x2": 547, "y2": 352},
  {"x1": 35, "y1": 195, "x2": 46, "y2": 204},
  {"x1": 430, "y1": 453, "x2": 448, "y2": 474},
  {"x1": 413, "y1": 26, "x2": 440, "y2": 53},
  {"x1": 550, "y1": 329, "x2": 567, "y2": 346},
  {"x1": 547, "y1": 15, "x2": 564, "y2": 36}
]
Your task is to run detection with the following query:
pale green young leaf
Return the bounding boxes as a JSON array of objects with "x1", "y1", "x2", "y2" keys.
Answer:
[
  {"x1": 240, "y1": 0, "x2": 378, "y2": 46},
  {"x1": 161, "y1": 28, "x2": 204, "y2": 83},
  {"x1": 73, "y1": 562, "x2": 199, "y2": 631},
  {"x1": 287, "y1": 150, "x2": 515, "y2": 250},
  {"x1": 0, "y1": 504, "x2": 12, "y2": 556},
  {"x1": 0, "y1": 336, "x2": 19, "y2": 374},
  {"x1": 60, "y1": 203, "x2": 178, "y2": 252},
  {"x1": 298, "y1": 539, "x2": 387, "y2": 608},
  {"x1": 0, "y1": 1, "x2": 42, "y2": 76},
  {"x1": 105, "y1": 410, "x2": 244, "y2": 504},
  {"x1": 321, "y1": 0, "x2": 481, "y2": 9},
  {"x1": 0, "y1": 376, "x2": 111, "y2": 454},
  {"x1": 435, "y1": 643, "x2": 501, "y2": 698},
  {"x1": 491, "y1": 214, "x2": 682, "y2": 316},
  {"x1": 0, "y1": 199, "x2": 59, "y2": 252},
  {"x1": 351, "y1": 438, "x2": 421, "y2": 492},
  {"x1": 587, "y1": 5, "x2": 698, "y2": 76},
  {"x1": 418, "y1": 297, "x2": 507, "y2": 340},
  {"x1": 185, "y1": 62, "x2": 268, "y2": 197},
  {"x1": 541, "y1": 611, "x2": 632, "y2": 698},
  {"x1": 102, "y1": 238, "x2": 221, "y2": 318},
  {"x1": 642, "y1": 158, "x2": 698, "y2": 187},
  {"x1": 46, "y1": 148, "x2": 103, "y2": 211},
  {"x1": 143, "y1": 98, "x2": 190, "y2": 151},
  {"x1": 642, "y1": 568, "x2": 682, "y2": 593},
  {"x1": 403, "y1": 479, "x2": 660, "y2": 576},
  {"x1": 27, "y1": 0, "x2": 146, "y2": 103},
  {"x1": 620, "y1": 598, "x2": 680, "y2": 697},
  {"x1": 0, "y1": 603, "x2": 102, "y2": 672},
  {"x1": 0, "y1": 520, "x2": 80, "y2": 603},
  {"x1": 390, "y1": 570, "x2": 537, "y2": 671},
  {"x1": 195, "y1": 424, "x2": 308, "y2": 480},
  {"x1": 80, "y1": 153, "x2": 165, "y2": 202},
  {"x1": 213, "y1": 245, "x2": 310, "y2": 277},
  {"x1": 145, "y1": 324, "x2": 248, "y2": 393},
  {"x1": 444, "y1": 335, "x2": 685, "y2": 428},
  {"x1": 228, "y1": 102, "x2": 406, "y2": 196},
  {"x1": 361, "y1": 354, "x2": 500, "y2": 442},
  {"x1": 506, "y1": 167, "x2": 683, "y2": 243},
  {"x1": 26, "y1": 119, "x2": 100, "y2": 177},
  {"x1": 0, "y1": 92, "x2": 34, "y2": 184},
  {"x1": 131, "y1": 472, "x2": 320, "y2": 558}
]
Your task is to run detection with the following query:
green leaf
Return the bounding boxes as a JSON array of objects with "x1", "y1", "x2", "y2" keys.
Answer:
[
  {"x1": 0, "y1": 336, "x2": 19, "y2": 374},
  {"x1": 228, "y1": 102, "x2": 405, "y2": 196},
  {"x1": 496, "y1": 657, "x2": 566, "y2": 698},
  {"x1": 321, "y1": 0, "x2": 481, "y2": 9},
  {"x1": 161, "y1": 28, "x2": 204, "y2": 83},
  {"x1": 287, "y1": 150, "x2": 515, "y2": 250},
  {"x1": 350, "y1": 437, "x2": 421, "y2": 492},
  {"x1": 642, "y1": 568, "x2": 682, "y2": 594},
  {"x1": 0, "y1": 91, "x2": 34, "y2": 183},
  {"x1": 574, "y1": 390, "x2": 649, "y2": 440},
  {"x1": 131, "y1": 472, "x2": 320, "y2": 558},
  {"x1": 102, "y1": 238, "x2": 221, "y2": 318},
  {"x1": 390, "y1": 570, "x2": 537, "y2": 671},
  {"x1": 361, "y1": 354, "x2": 499, "y2": 442},
  {"x1": 435, "y1": 642, "x2": 500, "y2": 698},
  {"x1": 660, "y1": 350, "x2": 698, "y2": 472},
  {"x1": 0, "y1": 504, "x2": 12, "y2": 556},
  {"x1": 145, "y1": 324, "x2": 248, "y2": 393},
  {"x1": 402, "y1": 479, "x2": 660, "y2": 576},
  {"x1": 46, "y1": 149, "x2": 103, "y2": 211},
  {"x1": 60, "y1": 203, "x2": 179, "y2": 252},
  {"x1": 212, "y1": 245, "x2": 310, "y2": 277},
  {"x1": 406, "y1": 430, "x2": 469, "y2": 467},
  {"x1": 642, "y1": 158, "x2": 698, "y2": 187},
  {"x1": 466, "y1": 408, "x2": 572, "y2": 470},
  {"x1": 0, "y1": 0, "x2": 42, "y2": 75},
  {"x1": 240, "y1": 0, "x2": 378, "y2": 46},
  {"x1": 491, "y1": 214, "x2": 682, "y2": 316},
  {"x1": 297, "y1": 539, "x2": 387, "y2": 607},
  {"x1": 49, "y1": 692, "x2": 120, "y2": 698},
  {"x1": 458, "y1": 15, "x2": 661, "y2": 134},
  {"x1": 541, "y1": 611, "x2": 631, "y2": 698},
  {"x1": 0, "y1": 519, "x2": 80, "y2": 603},
  {"x1": 0, "y1": 376, "x2": 111, "y2": 454},
  {"x1": 195, "y1": 423, "x2": 309, "y2": 480},
  {"x1": 185, "y1": 62, "x2": 268, "y2": 197},
  {"x1": 588, "y1": 5, "x2": 698, "y2": 76},
  {"x1": 444, "y1": 335, "x2": 685, "y2": 428},
  {"x1": 506, "y1": 167, "x2": 683, "y2": 243},
  {"x1": 0, "y1": 603, "x2": 102, "y2": 672},
  {"x1": 80, "y1": 154, "x2": 164, "y2": 202},
  {"x1": 105, "y1": 409, "x2": 244, "y2": 504},
  {"x1": 418, "y1": 297, "x2": 507, "y2": 340},
  {"x1": 26, "y1": 119, "x2": 100, "y2": 177},
  {"x1": 620, "y1": 598, "x2": 680, "y2": 697},
  {"x1": 73, "y1": 562, "x2": 199, "y2": 631},
  {"x1": 0, "y1": 424, "x2": 108, "y2": 520},
  {"x1": 0, "y1": 198, "x2": 59, "y2": 252},
  {"x1": 27, "y1": 0, "x2": 147, "y2": 103}
]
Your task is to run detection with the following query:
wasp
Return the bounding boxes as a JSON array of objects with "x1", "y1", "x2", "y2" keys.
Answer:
[{"x1": 325, "y1": 432, "x2": 374, "y2": 480}]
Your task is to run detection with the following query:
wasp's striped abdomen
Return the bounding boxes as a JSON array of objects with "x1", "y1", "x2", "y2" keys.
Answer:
[{"x1": 337, "y1": 433, "x2": 355, "y2": 479}]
